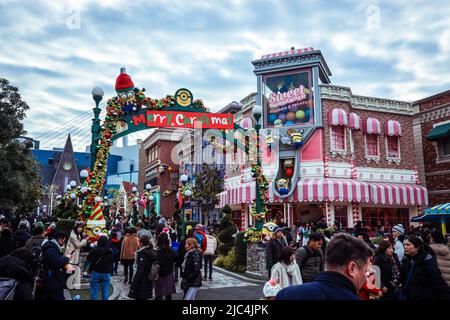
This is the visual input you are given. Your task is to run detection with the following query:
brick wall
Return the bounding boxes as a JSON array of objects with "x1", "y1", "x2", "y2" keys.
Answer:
[{"x1": 322, "y1": 99, "x2": 416, "y2": 170}]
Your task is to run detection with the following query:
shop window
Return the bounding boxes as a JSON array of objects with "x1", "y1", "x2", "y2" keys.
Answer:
[
  {"x1": 438, "y1": 137, "x2": 450, "y2": 160},
  {"x1": 334, "y1": 205, "x2": 348, "y2": 229},
  {"x1": 361, "y1": 207, "x2": 409, "y2": 236},
  {"x1": 386, "y1": 136, "x2": 400, "y2": 158},
  {"x1": 331, "y1": 125, "x2": 346, "y2": 151},
  {"x1": 365, "y1": 134, "x2": 379, "y2": 158}
]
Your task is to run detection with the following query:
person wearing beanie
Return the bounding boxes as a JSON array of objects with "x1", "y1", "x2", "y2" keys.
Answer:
[
  {"x1": 392, "y1": 224, "x2": 405, "y2": 264},
  {"x1": 266, "y1": 225, "x2": 288, "y2": 280}
]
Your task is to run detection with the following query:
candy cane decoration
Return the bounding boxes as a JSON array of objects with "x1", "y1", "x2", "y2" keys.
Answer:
[
  {"x1": 352, "y1": 201, "x2": 359, "y2": 225},
  {"x1": 324, "y1": 156, "x2": 329, "y2": 178},
  {"x1": 414, "y1": 165, "x2": 420, "y2": 184}
]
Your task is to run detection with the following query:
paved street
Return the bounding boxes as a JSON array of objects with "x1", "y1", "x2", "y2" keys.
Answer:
[{"x1": 112, "y1": 266, "x2": 264, "y2": 300}]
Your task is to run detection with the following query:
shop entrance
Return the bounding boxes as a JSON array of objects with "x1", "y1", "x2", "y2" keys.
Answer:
[{"x1": 361, "y1": 207, "x2": 410, "y2": 236}]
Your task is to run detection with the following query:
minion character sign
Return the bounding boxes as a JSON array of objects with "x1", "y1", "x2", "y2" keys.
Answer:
[
  {"x1": 86, "y1": 202, "x2": 107, "y2": 242},
  {"x1": 261, "y1": 221, "x2": 278, "y2": 242}
]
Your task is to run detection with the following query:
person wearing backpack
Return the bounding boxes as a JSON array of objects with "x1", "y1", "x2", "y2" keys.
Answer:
[
  {"x1": 203, "y1": 228, "x2": 217, "y2": 281},
  {"x1": 295, "y1": 232, "x2": 325, "y2": 283},
  {"x1": 25, "y1": 225, "x2": 45, "y2": 274},
  {"x1": 0, "y1": 247, "x2": 34, "y2": 300},
  {"x1": 194, "y1": 224, "x2": 207, "y2": 252},
  {"x1": 12, "y1": 222, "x2": 31, "y2": 249},
  {"x1": 155, "y1": 232, "x2": 177, "y2": 300},
  {"x1": 128, "y1": 235, "x2": 157, "y2": 300},
  {"x1": 87, "y1": 236, "x2": 114, "y2": 300}
]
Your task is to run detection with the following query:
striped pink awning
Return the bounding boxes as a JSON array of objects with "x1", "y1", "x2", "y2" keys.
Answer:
[
  {"x1": 349, "y1": 112, "x2": 360, "y2": 130},
  {"x1": 261, "y1": 47, "x2": 315, "y2": 60},
  {"x1": 269, "y1": 178, "x2": 371, "y2": 203},
  {"x1": 328, "y1": 108, "x2": 348, "y2": 126},
  {"x1": 225, "y1": 182, "x2": 257, "y2": 206},
  {"x1": 240, "y1": 117, "x2": 253, "y2": 130},
  {"x1": 370, "y1": 183, "x2": 427, "y2": 205},
  {"x1": 364, "y1": 117, "x2": 381, "y2": 134},
  {"x1": 384, "y1": 120, "x2": 402, "y2": 136}
]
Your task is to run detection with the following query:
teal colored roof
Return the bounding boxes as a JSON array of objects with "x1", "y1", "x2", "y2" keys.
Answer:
[
  {"x1": 426, "y1": 123, "x2": 450, "y2": 141},
  {"x1": 411, "y1": 203, "x2": 450, "y2": 222}
]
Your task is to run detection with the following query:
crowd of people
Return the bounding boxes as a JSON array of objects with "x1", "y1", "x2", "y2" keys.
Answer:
[
  {"x1": 0, "y1": 212, "x2": 219, "y2": 300},
  {"x1": 264, "y1": 218, "x2": 450, "y2": 300}
]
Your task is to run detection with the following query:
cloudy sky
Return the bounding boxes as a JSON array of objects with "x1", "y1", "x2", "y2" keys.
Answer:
[{"x1": 1, "y1": 0, "x2": 450, "y2": 150}]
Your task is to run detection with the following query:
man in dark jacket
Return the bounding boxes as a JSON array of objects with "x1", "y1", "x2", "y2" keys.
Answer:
[
  {"x1": 0, "y1": 228, "x2": 15, "y2": 259},
  {"x1": 277, "y1": 233, "x2": 374, "y2": 300},
  {"x1": 0, "y1": 247, "x2": 34, "y2": 300},
  {"x1": 12, "y1": 223, "x2": 31, "y2": 249},
  {"x1": 25, "y1": 225, "x2": 45, "y2": 274},
  {"x1": 41, "y1": 231, "x2": 70, "y2": 300},
  {"x1": 266, "y1": 226, "x2": 288, "y2": 279},
  {"x1": 295, "y1": 232, "x2": 325, "y2": 283},
  {"x1": 87, "y1": 236, "x2": 114, "y2": 300}
]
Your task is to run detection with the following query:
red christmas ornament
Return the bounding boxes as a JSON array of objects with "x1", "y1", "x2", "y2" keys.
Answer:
[{"x1": 285, "y1": 167, "x2": 294, "y2": 178}]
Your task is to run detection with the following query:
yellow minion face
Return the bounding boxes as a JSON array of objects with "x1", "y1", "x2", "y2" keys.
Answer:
[
  {"x1": 283, "y1": 159, "x2": 294, "y2": 168},
  {"x1": 175, "y1": 89, "x2": 193, "y2": 107},
  {"x1": 117, "y1": 89, "x2": 136, "y2": 103},
  {"x1": 261, "y1": 221, "x2": 278, "y2": 238},
  {"x1": 277, "y1": 178, "x2": 288, "y2": 189}
]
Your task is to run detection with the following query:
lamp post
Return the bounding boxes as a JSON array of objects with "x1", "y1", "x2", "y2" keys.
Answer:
[
  {"x1": 90, "y1": 86, "x2": 104, "y2": 171},
  {"x1": 180, "y1": 174, "x2": 190, "y2": 240},
  {"x1": 252, "y1": 105, "x2": 264, "y2": 231}
]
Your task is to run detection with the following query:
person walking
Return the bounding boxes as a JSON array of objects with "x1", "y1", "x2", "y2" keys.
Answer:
[
  {"x1": 194, "y1": 224, "x2": 207, "y2": 253},
  {"x1": 128, "y1": 235, "x2": 157, "y2": 300},
  {"x1": 41, "y1": 231, "x2": 71, "y2": 300},
  {"x1": 295, "y1": 232, "x2": 324, "y2": 283},
  {"x1": 109, "y1": 229, "x2": 121, "y2": 276},
  {"x1": 276, "y1": 233, "x2": 374, "y2": 300},
  {"x1": 400, "y1": 235, "x2": 450, "y2": 300},
  {"x1": 136, "y1": 222, "x2": 153, "y2": 240},
  {"x1": 373, "y1": 240, "x2": 401, "y2": 300},
  {"x1": 64, "y1": 221, "x2": 89, "y2": 289},
  {"x1": 120, "y1": 227, "x2": 140, "y2": 284},
  {"x1": 266, "y1": 226, "x2": 288, "y2": 280},
  {"x1": 203, "y1": 228, "x2": 217, "y2": 281},
  {"x1": 0, "y1": 247, "x2": 34, "y2": 300},
  {"x1": 270, "y1": 246, "x2": 302, "y2": 289},
  {"x1": 176, "y1": 228, "x2": 194, "y2": 283},
  {"x1": 429, "y1": 230, "x2": 450, "y2": 287},
  {"x1": 155, "y1": 232, "x2": 177, "y2": 300},
  {"x1": 392, "y1": 224, "x2": 405, "y2": 263},
  {"x1": 87, "y1": 236, "x2": 114, "y2": 300},
  {"x1": 0, "y1": 228, "x2": 15, "y2": 259},
  {"x1": 12, "y1": 222, "x2": 31, "y2": 249},
  {"x1": 181, "y1": 238, "x2": 202, "y2": 300}
]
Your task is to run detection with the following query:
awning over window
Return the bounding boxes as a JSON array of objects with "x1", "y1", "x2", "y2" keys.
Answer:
[
  {"x1": 349, "y1": 112, "x2": 361, "y2": 130},
  {"x1": 269, "y1": 178, "x2": 371, "y2": 203},
  {"x1": 384, "y1": 120, "x2": 402, "y2": 136},
  {"x1": 426, "y1": 123, "x2": 450, "y2": 141},
  {"x1": 217, "y1": 191, "x2": 228, "y2": 208},
  {"x1": 370, "y1": 182, "x2": 428, "y2": 206},
  {"x1": 218, "y1": 182, "x2": 257, "y2": 207},
  {"x1": 328, "y1": 108, "x2": 348, "y2": 126},
  {"x1": 364, "y1": 117, "x2": 381, "y2": 134}
]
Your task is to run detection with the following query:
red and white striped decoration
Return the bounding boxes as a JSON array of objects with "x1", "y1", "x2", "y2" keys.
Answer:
[
  {"x1": 384, "y1": 120, "x2": 402, "y2": 136},
  {"x1": 240, "y1": 203, "x2": 246, "y2": 231},
  {"x1": 348, "y1": 113, "x2": 360, "y2": 130},
  {"x1": 370, "y1": 182, "x2": 428, "y2": 205},
  {"x1": 217, "y1": 191, "x2": 228, "y2": 208},
  {"x1": 350, "y1": 159, "x2": 357, "y2": 179},
  {"x1": 364, "y1": 117, "x2": 381, "y2": 134},
  {"x1": 414, "y1": 165, "x2": 420, "y2": 184},
  {"x1": 240, "y1": 117, "x2": 253, "y2": 130},
  {"x1": 328, "y1": 108, "x2": 348, "y2": 126},
  {"x1": 352, "y1": 201, "x2": 359, "y2": 225},
  {"x1": 261, "y1": 47, "x2": 315, "y2": 60}
]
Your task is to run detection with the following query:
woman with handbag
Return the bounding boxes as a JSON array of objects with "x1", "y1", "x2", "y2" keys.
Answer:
[
  {"x1": 155, "y1": 232, "x2": 177, "y2": 300},
  {"x1": 181, "y1": 238, "x2": 203, "y2": 300},
  {"x1": 87, "y1": 236, "x2": 114, "y2": 300},
  {"x1": 128, "y1": 235, "x2": 157, "y2": 300}
]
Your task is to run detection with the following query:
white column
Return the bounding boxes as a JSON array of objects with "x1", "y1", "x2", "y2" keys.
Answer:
[
  {"x1": 326, "y1": 203, "x2": 335, "y2": 227},
  {"x1": 347, "y1": 204, "x2": 354, "y2": 228},
  {"x1": 283, "y1": 203, "x2": 287, "y2": 223}
]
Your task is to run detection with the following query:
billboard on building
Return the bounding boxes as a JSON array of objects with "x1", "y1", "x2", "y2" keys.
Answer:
[{"x1": 262, "y1": 68, "x2": 314, "y2": 128}]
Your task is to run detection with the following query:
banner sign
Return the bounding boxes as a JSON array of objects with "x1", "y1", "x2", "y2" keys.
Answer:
[
  {"x1": 131, "y1": 110, "x2": 234, "y2": 129},
  {"x1": 263, "y1": 68, "x2": 314, "y2": 128}
]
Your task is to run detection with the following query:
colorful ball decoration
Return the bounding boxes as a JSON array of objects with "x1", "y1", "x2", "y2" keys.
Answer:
[
  {"x1": 295, "y1": 110, "x2": 306, "y2": 120},
  {"x1": 304, "y1": 108, "x2": 311, "y2": 121},
  {"x1": 274, "y1": 119, "x2": 283, "y2": 127},
  {"x1": 286, "y1": 112, "x2": 296, "y2": 121},
  {"x1": 269, "y1": 114, "x2": 277, "y2": 123},
  {"x1": 278, "y1": 113, "x2": 286, "y2": 121},
  {"x1": 285, "y1": 121, "x2": 294, "y2": 126},
  {"x1": 285, "y1": 167, "x2": 294, "y2": 178}
]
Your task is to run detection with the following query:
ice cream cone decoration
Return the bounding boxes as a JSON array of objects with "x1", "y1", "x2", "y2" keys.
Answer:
[{"x1": 86, "y1": 202, "x2": 106, "y2": 242}]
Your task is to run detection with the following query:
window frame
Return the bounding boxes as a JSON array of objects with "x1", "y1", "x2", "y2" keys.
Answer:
[
  {"x1": 364, "y1": 133, "x2": 380, "y2": 162},
  {"x1": 330, "y1": 125, "x2": 347, "y2": 152},
  {"x1": 385, "y1": 135, "x2": 401, "y2": 163}
]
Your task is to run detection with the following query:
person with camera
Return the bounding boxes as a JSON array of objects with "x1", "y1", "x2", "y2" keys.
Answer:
[
  {"x1": 373, "y1": 240, "x2": 402, "y2": 300},
  {"x1": 64, "y1": 221, "x2": 89, "y2": 289},
  {"x1": 41, "y1": 231, "x2": 71, "y2": 300}
]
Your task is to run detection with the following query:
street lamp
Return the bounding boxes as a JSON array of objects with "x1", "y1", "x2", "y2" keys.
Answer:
[
  {"x1": 90, "y1": 86, "x2": 104, "y2": 170},
  {"x1": 145, "y1": 184, "x2": 152, "y2": 190},
  {"x1": 252, "y1": 105, "x2": 264, "y2": 231},
  {"x1": 80, "y1": 169, "x2": 89, "y2": 179}
]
